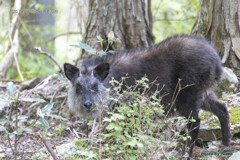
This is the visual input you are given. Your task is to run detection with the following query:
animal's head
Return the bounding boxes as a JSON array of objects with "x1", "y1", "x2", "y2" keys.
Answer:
[{"x1": 64, "y1": 62, "x2": 110, "y2": 119}]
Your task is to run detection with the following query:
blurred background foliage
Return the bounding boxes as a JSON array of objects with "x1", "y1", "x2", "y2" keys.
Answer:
[
  {"x1": 0, "y1": 0, "x2": 200, "y2": 81},
  {"x1": 152, "y1": 0, "x2": 199, "y2": 42}
]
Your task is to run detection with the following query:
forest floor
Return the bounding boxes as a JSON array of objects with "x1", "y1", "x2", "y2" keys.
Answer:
[{"x1": 0, "y1": 74, "x2": 240, "y2": 160}]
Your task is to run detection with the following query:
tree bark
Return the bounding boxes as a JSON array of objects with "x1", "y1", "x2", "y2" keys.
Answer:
[
  {"x1": 192, "y1": 0, "x2": 240, "y2": 74},
  {"x1": 0, "y1": 0, "x2": 27, "y2": 78},
  {"x1": 81, "y1": 0, "x2": 155, "y2": 59}
]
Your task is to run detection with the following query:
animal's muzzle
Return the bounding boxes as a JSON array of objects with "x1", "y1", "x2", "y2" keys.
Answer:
[{"x1": 83, "y1": 101, "x2": 94, "y2": 111}]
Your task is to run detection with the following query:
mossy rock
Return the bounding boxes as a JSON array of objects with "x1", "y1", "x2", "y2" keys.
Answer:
[
  {"x1": 199, "y1": 106, "x2": 240, "y2": 141},
  {"x1": 229, "y1": 107, "x2": 240, "y2": 125},
  {"x1": 215, "y1": 67, "x2": 238, "y2": 96},
  {"x1": 199, "y1": 106, "x2": 240, "y2": 127}
]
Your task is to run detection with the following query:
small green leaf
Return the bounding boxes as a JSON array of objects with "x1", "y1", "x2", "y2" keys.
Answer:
[
  {"x1": 107, "y1": 50, "x2": 117, "y2": 54},
  {"x1": 38, "y1": 4, "x2": 44, "y2": 10},
  {"x1": 106, "y1": 123, "x2": 123, "y2": 131},
  {"x1": 6, "y1": 82, "x2": 17, "y2": 96},
  {"x1": 0, "y1": 98, "x2": 13, "y2": 103},
  {"x1": 0, "y1": 126, "x2": 9, "y2": 134},
  {"x1": 47, "y1": 114, "x2": 68, "y2": 121},
  {"x1": 108, "y1": 31, "x2": 115, "y2": 44},
  {"x1": 106, "y1": 123, "x2": 116, "y2": 130},
  {"x1": 0, "y1": 94, "x2": 6, "y2": 99},
  {"x1": 56, "y1": 72, "x2": 68, "y2": 84},
  {"x1": 41, "y1": 102, "x2": 55, "y2": 113},
  {"x1": 21, "y1": 127, "x2": 32, "y2": 132},
  {"x1": 70, "y1": 44, "x2": 80, "y2": 48},
  {"x1": 0, "y1": 126, "x2": 11, "y2": 135},
  {"x1": 90, "y1": 106, "x2": 96, "y2": 111},
  {"x1": 0, "y1": 119, "x2": 11, "y2": 125},
  {"x1": 38, "y1": 118, "x2": 50, "y2": 129},
  {"x1": 137, "y1": 142, "x2": 144, "y2": 148},
  {"x1": 97, "y1": 35, "x2": 104, "y2": 48},
  {"x1": 87, "y1": 120, "x2": 93, "y2": 125},
  {"x1": 97, "y1": 35, "x2": 103, "y2": 41},
  {"x1": 97, "y1": 50, "x2": 107, "y2": 56},
  {"x1": 18, "y1": 115, "x2": 28, "y2": 121},
  {"x1": 113, "y1": 38, "x2": 121, "y2": 43},
  {"x1": 103, "y1": 117, "x2": 112, "y2": 122},
  {"x1": 70, "y1": 41, "x2": 97, "y2": 55},
  {"x1": 20, "y1": 98, "x2": 46, "y2": 103},
  {"x1": 0, "y1": 152, "x2": 5, "y2": 158}
]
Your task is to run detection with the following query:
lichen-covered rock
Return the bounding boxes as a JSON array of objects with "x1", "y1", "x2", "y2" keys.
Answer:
[
  {"x1": 228, "y1": 151, "x2": 240, "y2": 160},
  {"x1": 199, "y1": 106, "x2": 240, "y2": 142},
  {"x1": 198, "y1": 127, "x2": 222, "y2": 141},
  {"x1": 216, "y1": 67, "x2": 238, "y2": 97}
]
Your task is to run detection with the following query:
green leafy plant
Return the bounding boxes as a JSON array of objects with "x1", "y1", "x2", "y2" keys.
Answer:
[
  {"x1": 63, "y1": 77, "x2": 190, "y2": 159},
  {"x1": 71, "y1": 31, "x2": 120, "y2": 56},
  {"x1": 0, "y1": 82, "x2": 67, "y2": 159}
]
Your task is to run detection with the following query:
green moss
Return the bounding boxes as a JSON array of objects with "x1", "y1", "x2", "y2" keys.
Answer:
[
  {"x1": 199, "y1": 112, "x2": 213, "y2": 120},
  {"x1": 215, "y1": 79, "x2": 236, "y2": 94},
  {"x1": 209, "y1": 118, "x2": 220, "y2": 127},
  {"x1": 199, "y1": 107, "x2": 240, "y2": 128},
  {"x1": 234, "y1": 69, "x2": 240, "y2": 76},
  {"x1": 199, "y1": 112, "x2": 220, "y2": 127},
  {"x1": 229, "y1": 107, "x2": 240, "y2": 125}
]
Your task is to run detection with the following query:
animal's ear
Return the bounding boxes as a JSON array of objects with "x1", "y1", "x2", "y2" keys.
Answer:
[
  {"x1": 64, "y1": 63, "x2": 79, "y2": 80},
  {"x1": 94, "y1": 63, "x2": 110, "y2": 81}
]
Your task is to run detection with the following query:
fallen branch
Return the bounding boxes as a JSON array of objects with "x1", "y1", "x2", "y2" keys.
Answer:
[
  {"x1": 0, "y1": 79, "x2": 22, "y2": 83},
  {"x1": 34, "y1": 47, "x2": 64, "y2": 73},
  {"x1": 39, "y1": 93, "x2": 67, "y2": 101},
  {"x1": 7, "y1": 136, "x2": 17, "y2": 159},
  {"x1": 19, "y1": 77, "x2": 41, "y2": 91},
  {"x1": 38, "y1": 132, "x2": 59, "y2": 160},
  {"x1": 223, "y1": 92, "x2": 240, "y2": 98},
  {"x1": 46, "y1": 31, "x2": 81, "y2": 42}
]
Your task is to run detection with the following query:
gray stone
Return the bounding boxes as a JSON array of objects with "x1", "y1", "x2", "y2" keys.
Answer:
[
  {"x1": 231, "y1": 124, "x2": 240, "y2": 135},
  {"x1": 228, "y1": 151, "x2": 240, "y2": 160},
  {"x1": 198, "y1": 127, "x2": 222, "y2": 141},
  {"x1": 56, "y1": 142, "x2": 75, "y2": 157},
  {"x1": 0, "y1": 101, "x2": 10, "y2": 118},
  {"x1": 216, "y1": 67, "x2": 238, "y2": 96}
]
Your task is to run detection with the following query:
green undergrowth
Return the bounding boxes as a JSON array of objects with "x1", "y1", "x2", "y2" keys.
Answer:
[{"x1": 62, "y1": 77, "x2": 191, "y2": 160}]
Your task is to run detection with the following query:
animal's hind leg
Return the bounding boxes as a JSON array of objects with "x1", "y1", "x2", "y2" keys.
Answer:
[
  {"x1": 186, "y1": 113, "x2": 200, "y2": 158},
  {"x1": 201, "y1": 90, "x2": 231, "y2": 146},
  {"x1": 176, "y1": 99, "x2": 201, "y2": 158}
]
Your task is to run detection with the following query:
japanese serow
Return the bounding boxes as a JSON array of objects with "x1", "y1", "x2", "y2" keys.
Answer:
[{"x1": 64, "y1": 35, "x2": 231, "y2": 157}]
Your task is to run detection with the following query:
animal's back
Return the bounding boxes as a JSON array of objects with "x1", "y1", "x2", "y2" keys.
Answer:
[
  {"x1": 149, "y1": 35, "x2": 223, "y2": 91},
  {"x1": 82, "y1": 35, "x2": 222, "y2": 95}
]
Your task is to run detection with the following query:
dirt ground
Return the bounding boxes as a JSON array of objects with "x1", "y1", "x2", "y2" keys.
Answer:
[{"x1": 0, "y1": 74, "x2": 240, "y2": 160}]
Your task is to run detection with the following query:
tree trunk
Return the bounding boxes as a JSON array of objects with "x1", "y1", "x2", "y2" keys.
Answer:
[
  {"x1": 192, "y1": 0, "x2": 240, "y2": 74},
  {"x1": 0, "y1": 0, "x2": 27, "y2": 79},
  {"x1": 80, "y1": 0, "x2": 155, "y2": 59}
]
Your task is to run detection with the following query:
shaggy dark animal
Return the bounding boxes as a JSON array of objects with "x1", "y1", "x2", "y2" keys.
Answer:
[{"x1": 64, "y1": 35, "x2": 231, "y2": 158}]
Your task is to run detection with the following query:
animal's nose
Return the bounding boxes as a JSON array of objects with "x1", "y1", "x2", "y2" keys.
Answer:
[{"x1": 83, "y1": 101, "x2": 93, "y2": 110}]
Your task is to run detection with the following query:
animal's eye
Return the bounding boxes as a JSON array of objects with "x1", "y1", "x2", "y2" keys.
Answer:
[{"x1": 91, "y1": 83, "x2": 98, "y2": 92}]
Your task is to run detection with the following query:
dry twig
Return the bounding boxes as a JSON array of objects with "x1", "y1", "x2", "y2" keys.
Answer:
[
  {"x1": 38, "y1": 132, "x2": 59, "y2": 160},
  {"x1": 34, "y1": 47, "x2": 64, "y2": 73},
  {"x1": 46, "y1": 31, "x2": 81, "y2": 42}
]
